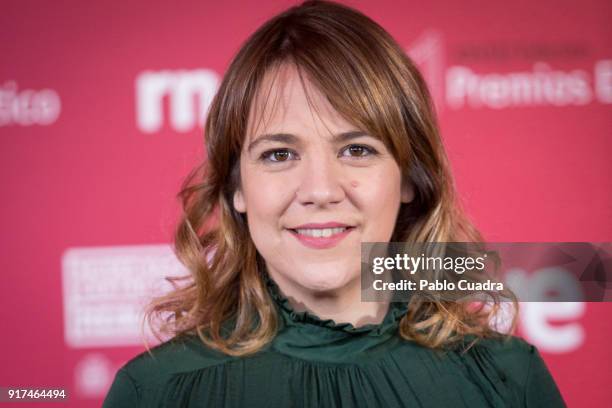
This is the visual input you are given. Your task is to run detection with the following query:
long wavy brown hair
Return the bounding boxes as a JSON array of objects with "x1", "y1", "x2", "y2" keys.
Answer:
[{"x1": 143, "y1": 0, "x2": 518, "y2": 356}]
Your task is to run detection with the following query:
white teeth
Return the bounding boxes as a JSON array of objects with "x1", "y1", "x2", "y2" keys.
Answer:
[{"x1": 295, "y1": 227, "x2": 348, "y2": 237}]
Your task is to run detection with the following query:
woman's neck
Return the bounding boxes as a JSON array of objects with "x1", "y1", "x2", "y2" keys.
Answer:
[{"x1": 267, "y1": 270, "x2": 390, "y2": 327}]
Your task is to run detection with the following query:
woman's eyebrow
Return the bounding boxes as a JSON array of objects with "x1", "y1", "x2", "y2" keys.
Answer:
[
  {"x1": 247, "y1": 130, "x2": 370, "y2": 153},
  {"x1": 247, "y1": 133, "x2": 299, "y2": 153}
]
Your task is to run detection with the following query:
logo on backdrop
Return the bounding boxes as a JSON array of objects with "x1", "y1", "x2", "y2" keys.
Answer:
[
  {"x1": 135, "y1": 69, "x2": 220, "y2": 133},
  {"x1": 407, "y1": 32, "x2": 612, "y2": 110},
  {"x1": 0, "y1": 81, "x2": 61, "y2": 126},
  {"x1": 61, "y1": 244, "x2": 185, "y2": 348},
  {"x1": 407, "y1": 31, "x2": 446, "y2": 113},
  {"x1": 446, "y1": 60, "x2": 612, "y2": 109}
]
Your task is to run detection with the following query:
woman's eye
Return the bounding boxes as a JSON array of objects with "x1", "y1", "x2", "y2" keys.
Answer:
[
  {"x1": 260, "y1": 149, "x2": 296, "y2": 163},
  {"x1": 341, "y1": 144, "x2": 377, "y2": 158}
]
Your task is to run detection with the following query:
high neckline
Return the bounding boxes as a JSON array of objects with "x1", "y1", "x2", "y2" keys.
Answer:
[{"x1": 263, "y1": 270, "x2": 409, "y2": 337}]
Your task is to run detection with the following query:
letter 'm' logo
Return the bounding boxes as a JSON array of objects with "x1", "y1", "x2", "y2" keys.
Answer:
[{"x1": 135, "y1": 69, "x2": 220, "y2": 133}]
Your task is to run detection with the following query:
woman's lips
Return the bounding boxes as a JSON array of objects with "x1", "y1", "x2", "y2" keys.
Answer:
[{"x1": 287, "y1": 227, "x2": 355, "y2": 249}]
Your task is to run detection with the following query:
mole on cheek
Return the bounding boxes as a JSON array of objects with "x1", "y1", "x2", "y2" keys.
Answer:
[{"x1": 350, "y1": 180, "x2": 359, "y2": 188}]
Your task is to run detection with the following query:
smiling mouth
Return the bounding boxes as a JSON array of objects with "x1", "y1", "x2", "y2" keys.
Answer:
[{"x1": 288, "y1": 226, "x2": 355, "y2": 238}]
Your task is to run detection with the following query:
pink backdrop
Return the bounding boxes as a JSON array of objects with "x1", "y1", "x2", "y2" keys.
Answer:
[{"x1": 1, "y1": 0, "x2": 610, "y2": 407}]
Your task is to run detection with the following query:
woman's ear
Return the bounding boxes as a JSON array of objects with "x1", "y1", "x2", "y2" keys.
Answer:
[
  {"x1": 233, "y1": 188, "x2": 247, "y2": 213},
  {"x1": 401, "y1": 180, "x2": 415, "y2": 204}
]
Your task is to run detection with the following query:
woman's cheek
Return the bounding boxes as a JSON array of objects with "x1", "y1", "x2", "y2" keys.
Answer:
[{"x1": 253, "y1": 179, "x2": 291, "y2": 213}]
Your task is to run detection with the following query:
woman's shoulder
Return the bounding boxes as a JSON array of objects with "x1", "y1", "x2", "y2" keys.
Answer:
[
  {"x1": 453, "y1": 334, "x2": 566, "y2": 407},
  {"x1": 468, "y1": 333, "x2": 535, "y2": 356},
  {"x1": 103, "y1": 334, "x2": 236, "y2": 408},
  {"x1": 456, "y1": 334, "x2": 539, "y2": 376},
  {"x1": 118, "y1": 333, "x2": 236, "y2": 383}
]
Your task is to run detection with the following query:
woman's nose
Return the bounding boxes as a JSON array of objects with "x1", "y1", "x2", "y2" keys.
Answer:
[{"x1": 295, "y1": 154, "x2": 345, "y2": 206}]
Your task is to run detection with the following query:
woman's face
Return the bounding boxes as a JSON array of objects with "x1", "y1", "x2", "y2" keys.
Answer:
[{"x1": 234, "y1": 63, "x2": 413, "y2": 295}]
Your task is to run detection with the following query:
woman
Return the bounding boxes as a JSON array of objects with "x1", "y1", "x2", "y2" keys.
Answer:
[{"x1": 103, "y1": 1, "x2": 566, "y2": 407}]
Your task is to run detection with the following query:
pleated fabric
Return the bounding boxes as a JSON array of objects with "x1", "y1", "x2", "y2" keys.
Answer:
[{"x1": 103, "y1": 272, "x2": 566, "y2": 407}]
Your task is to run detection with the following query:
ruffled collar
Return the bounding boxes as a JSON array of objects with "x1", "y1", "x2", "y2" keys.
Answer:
[{"x1": 263, "y1": 270, "x2": 409, "y2": 338}]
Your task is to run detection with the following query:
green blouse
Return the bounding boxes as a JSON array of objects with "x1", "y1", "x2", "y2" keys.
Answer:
[{"x1": 103, "y1": 273, "x2": 566, "y2": 407}]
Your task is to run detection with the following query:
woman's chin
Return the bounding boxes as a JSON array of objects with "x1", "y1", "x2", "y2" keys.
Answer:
[{"x1": 296, "y1": 271, "x2": 356, "y2": 294}]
